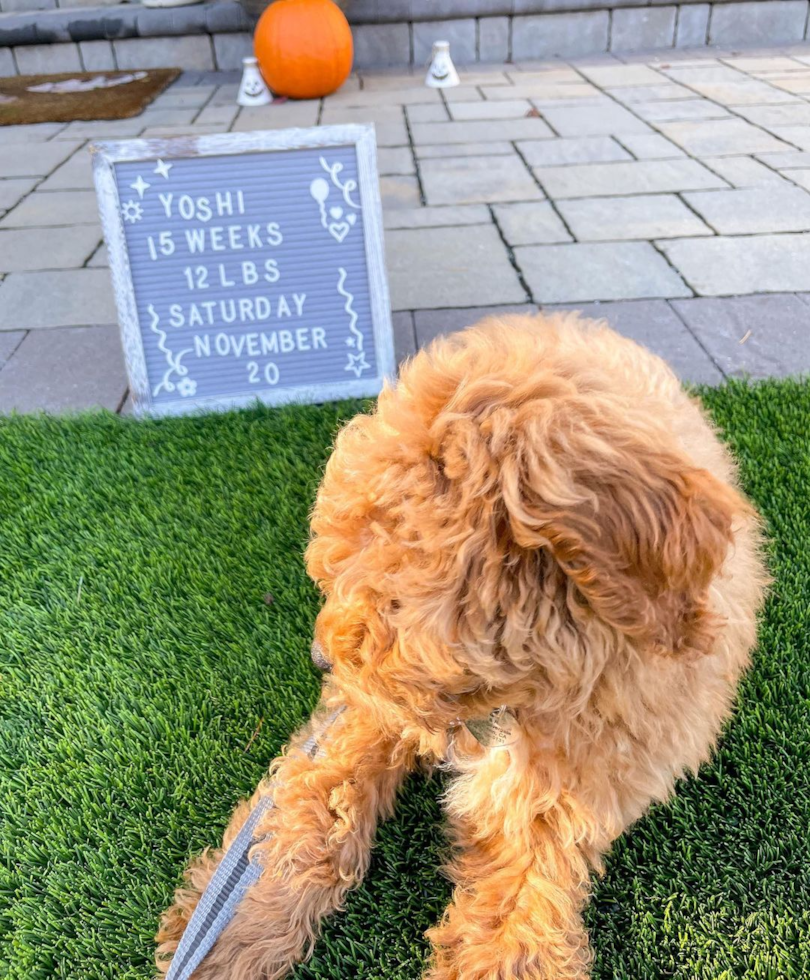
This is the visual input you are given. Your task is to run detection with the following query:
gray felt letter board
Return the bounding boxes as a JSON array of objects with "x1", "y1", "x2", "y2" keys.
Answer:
[{"x1": 91, "y1": 125, "x2": 394, "y2": 416}]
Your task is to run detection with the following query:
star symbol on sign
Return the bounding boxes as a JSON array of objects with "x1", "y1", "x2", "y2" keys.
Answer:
[
  {"x1": 345, "y1": 351, "x2": 370, "y2": 377},
  {"x1": 345, "y1": 336, "x2": 355, "y2": 347},
  {"x1": 130, "y1": 175, "x2": 151, "y2": 199},
  {"x1": 153, "y1": 159, "x2": 172, "y2": 180}
]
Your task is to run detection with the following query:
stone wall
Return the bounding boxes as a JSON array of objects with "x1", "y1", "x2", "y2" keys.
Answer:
[{"x1": 0, "y1": 0, "x2": 809, "y2": 74}]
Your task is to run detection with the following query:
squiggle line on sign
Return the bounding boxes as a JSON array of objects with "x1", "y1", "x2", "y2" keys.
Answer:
[
  {"x1": 337, "y1": 268, "x2": 362, "y2": 351},
  {"x1": 149, "y1": 303, "x2": 192, "y2": 396}
]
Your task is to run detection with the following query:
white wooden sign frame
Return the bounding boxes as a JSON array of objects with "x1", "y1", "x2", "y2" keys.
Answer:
[{"x1": 91, "y1": 125, "x2": 395, "y2": 417}]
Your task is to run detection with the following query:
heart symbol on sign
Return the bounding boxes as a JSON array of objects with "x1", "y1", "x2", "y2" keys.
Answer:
[
  {"x1": 330, "y1": 205, "x2": 343, "y2": 219},
  {"x1": 347, "y1": 213, "x2": 357, "y2": 226},
  {"x1": 329, "y1": 221, "x2": 350, "y2": 243}
]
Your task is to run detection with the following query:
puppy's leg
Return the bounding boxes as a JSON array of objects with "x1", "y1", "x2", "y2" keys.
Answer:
[
  {"x1": 156, "y1": 702, "x2": 413, "y2": 980},
  {"x1": 426, "y1": 754, "x2": 607, "y2": 980}
]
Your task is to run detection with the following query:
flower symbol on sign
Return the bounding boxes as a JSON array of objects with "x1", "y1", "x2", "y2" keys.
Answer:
[
  {"x1": 177, "y1": 377, "x2": 197, "y2": 398},
  {"x1": 121, "y1": 200, "x2": 143, "y2": 223}
]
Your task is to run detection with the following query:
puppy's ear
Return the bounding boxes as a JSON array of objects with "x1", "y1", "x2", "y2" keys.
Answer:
[{"x1": 500, "y1": 431, "x2": 745, "y2": 658}]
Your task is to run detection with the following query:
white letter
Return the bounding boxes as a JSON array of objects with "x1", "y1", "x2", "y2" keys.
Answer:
[
  {"x1": 312, "y1": 327, "x2": 327, "y2": 349},
  {"x1": 293, "y1": 293, "x2": 306, "y2": 315},
  {"x1": 277, "y1": 295, "x2": 291, "y2": 318},
  {"x1": 264, "y1": 258, "x2": 280, "y2": 284},
  {"x1": 242, "y1": 261, "x2": 258, "y2": 286},
  {"x1": 158, "y1": 192, "x2": 173, "y2": 217},
  {"x1": 194, "y1": 334, "x2": 210, "y2": 357},
  {"x1": 228, "y1": 225, "x2": 244, "y2": 250},
  {"x1": 169, "y1": 304, "x2": 185, "y2": 327},
  {"x1": 266, "y1": 222, "x2": 283, "y2": 246}
]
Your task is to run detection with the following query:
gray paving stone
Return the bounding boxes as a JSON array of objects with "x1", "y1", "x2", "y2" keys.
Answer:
[
  {"x1": 547, "y1": 299, "x2": 723, "y2": 384},
  {"x1": 232, "y1": 102, "x2": 320, "y2": 131},
  {"x1": 88, "y1": 242, "x2": 108, "y2": 267},
  {"x1": 617, "y1": 133, "x2": 685, "y2": 159},
  {"x1": 386, "y1": 225, "x2": 527, "y2": 310},
  {"x1": 420, "y1": 155, "x2": 542, "y2": 206},
  {"x1": 55, "y1": 120, "x2": 148, "y2": 140},
  {"x1": 0, "y1": 123, "x2": 66, "y2": 144},
  {"x1": 757, "y1": 150, "x2": 810, "y2": 168},
  {"x1": 512, "y1": 83, "x2": 605, "y2": 105},
  {"x1": 0, "y1": 141, "x2": 80, "y2": 178},
  {"x1": 0, "y1": 325, "x2": 127, "y2": 414},
  {"x1": 515, "y1": 242, "x2": 691, "y2": 303},
  {"x1": 540, "y1": 103, "x2": 652, "y2": 136},
  {"x1": 535, "y1": 158, "x2": 726, "y2": 198},
  {"x1": 380, "y1": 175, "x2": 422, "y2": 209},
  {"x1": 479, "y1": 16, "x2": 510, "y2": 64},
  {"x1": 383, "y1": 205, "x2": 491, "y2": 230},
  {"x1": 709, "y1": 0, "x2": 808, "y2": 47},
  {"x1": 449, "y1": 100, "x2": 534, "y2": 121},
  {"x1": 442, "y1": 86, "x2": 484, "y2": 104},
  {"x1": 766, "y1": 126, "x2": 810, "y2": 151},
  {"x1": 158, "y1": 84, "x2": 219, "y2": 109},
  {"x1": 414, "y1": 304, "x2": 537, "y2": 347},
  {"x1": 0, "y1": 190, "x2": 100, "y2": 228},
  {"x1": 416, "y1": 142, "x2": 516, "y2": 158},
  {"x1": 703, "y1": 156, "x2": 788, "y2": 187},
  {"x1": 781, "y1": 170, "x2": 810, "y2": 191},
  {"x1": 577, "y1": 64, "x2": 665, "y2": 87},
  {"x1": 682, "y1": 185, "x2": 810, "y2": 233},
  {"x1": 676, "y1": 3, "x2": 710, "y2": 48},
  {"x1": 406, "y1": 104, "x2": 449, "y2": 123},
  {"x1": 557, "y1": 194, "x2": 712, "y2": 241},
  {"x1": 193, "y1": 104, "x2": 238, "y2": 128},
  {"x1": 0, "y1": 331, "x2": 25, "y2": 371},
  {"x1": 679, "y1": 78, "x2": 802, "y2": 106},
  {"x1": 0, "y1": 178, "x2": 36, "y2": 212},
  {"x1": 392, "y1": 310, "x2": 417, "y2": 365},
  {"x1": 0, "y1": 269, "x2": 115, "y2": 329},
  {"x1": 413, "y1": 19, "x2": 477, "y2": 66},
  {"x1": 610, "y1": 6, "x2": 677, "y2": 52},
  {"x1": 0, "y1": 226, "x2": 101, "y2": 272},
  {"x1": 411, "y1": 118, "x2": 555, "y2": 145},
  {"x1": 517, "y1": 136, "x2": 631, "y2": 166},
  {"x1": 511, "y1": 11, "x2": 609, "y2": 60},
  {"x1": 660, "y1": 234, "x2": 810, "y2": 295},
  {"x1": 327, "y1": 86, "x2": 439, "y2": 108},
  {"x1": 492, "y1": 201, "x2": 572, "y2": 245},
  {"x1": 670, "y1": 294, "x2": 810, "y2": 377},
  {"x1": 656, "y1": 118, "x2": 790, "y2": 156},
  {"x1": 632, "y1": 99, "x2": 731, "y2": 122},
  {"x1": 378, "y1": 146, "x2": 415, "y2": 176},
  {"x1": 735, "y1": 103, "x2": 810, "y2": 129},
  {"x1": 609, "y1": 82, "x2": 698, "y2": 103}
]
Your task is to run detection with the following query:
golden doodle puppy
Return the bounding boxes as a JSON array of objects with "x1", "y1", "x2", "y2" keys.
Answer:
[{"x1": 157, "y1": 314, "x2": 767, "y2": 980}]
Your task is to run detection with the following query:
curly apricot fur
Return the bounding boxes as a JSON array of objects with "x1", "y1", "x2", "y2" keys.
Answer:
[{"x1": 157, "y1": 314, "x2": 767, "y2": 980}]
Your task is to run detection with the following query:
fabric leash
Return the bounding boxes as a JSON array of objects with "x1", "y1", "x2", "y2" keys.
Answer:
[{"x1": 165, "y1": 706, "x2": 346, "y2": 980}]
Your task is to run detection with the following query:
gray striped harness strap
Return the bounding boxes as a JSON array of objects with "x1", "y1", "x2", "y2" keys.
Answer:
[{"x1": 165, "y1": 706, "x2": 346, "y2": 980}]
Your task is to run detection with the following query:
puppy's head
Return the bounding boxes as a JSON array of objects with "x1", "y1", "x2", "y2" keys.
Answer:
[{"x1": 306, "y1": 315, "x2": 748, "y2": 735}]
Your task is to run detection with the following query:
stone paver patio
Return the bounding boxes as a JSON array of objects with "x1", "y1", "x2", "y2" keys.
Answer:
[{"x1": 1, "y1": 43, "x2": 810, "y2": 412}]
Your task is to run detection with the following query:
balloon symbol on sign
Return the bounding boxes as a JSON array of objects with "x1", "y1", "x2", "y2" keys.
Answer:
[{"x1": 311, "y1": 176, "x2": 350, "y2": 244}]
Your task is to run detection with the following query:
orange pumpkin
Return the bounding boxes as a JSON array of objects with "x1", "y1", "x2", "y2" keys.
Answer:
[{"x1": 254, "y1": 0, "x2": 353, "y2": 101}]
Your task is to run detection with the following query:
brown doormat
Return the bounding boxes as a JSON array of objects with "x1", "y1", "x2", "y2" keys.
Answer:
[{"x1": 0, "y1": 68, "x2": 181, "y2": 126}]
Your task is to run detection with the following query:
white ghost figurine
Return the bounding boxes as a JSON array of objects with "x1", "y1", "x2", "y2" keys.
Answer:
[
  {"x1": 237, "y1": 57, "x2": 272, "y2": 107},
  {"x1": 425, "y1": 41, "x2": 460, "y2": 89}
]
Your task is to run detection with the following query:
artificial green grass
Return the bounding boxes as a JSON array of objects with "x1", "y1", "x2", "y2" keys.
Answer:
[{"x1": 0, "y1": 380, "x2": 807, "y2": 980}]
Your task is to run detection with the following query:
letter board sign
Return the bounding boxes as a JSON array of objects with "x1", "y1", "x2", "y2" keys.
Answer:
[{"x1": 91, "y1": 125, "x2": 394, "y2": 416}]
